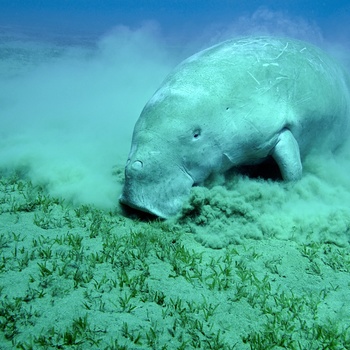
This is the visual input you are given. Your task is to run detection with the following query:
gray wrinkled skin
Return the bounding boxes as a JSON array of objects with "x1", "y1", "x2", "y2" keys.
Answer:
[{"x1": 120, "y1": 36, "x2": 350, "y2": 218}]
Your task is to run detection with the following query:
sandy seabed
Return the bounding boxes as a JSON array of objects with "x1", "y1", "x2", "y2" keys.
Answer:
[{"x1": 0, "y1": 159, "x2": 349, "y2": 349}]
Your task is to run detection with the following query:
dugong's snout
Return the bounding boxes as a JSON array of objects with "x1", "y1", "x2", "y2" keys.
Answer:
[{"x1": 119, "y1": 156, "x2": 194, "y2": 218}]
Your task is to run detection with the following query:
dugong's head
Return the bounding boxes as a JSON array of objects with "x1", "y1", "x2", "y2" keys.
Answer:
[{"x1": 120, "y1": 87, "x2": 230, "y2": 218}]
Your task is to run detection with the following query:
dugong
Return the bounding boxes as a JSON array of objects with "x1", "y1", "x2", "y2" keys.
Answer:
[{"x1": 120, "y1": 36, "x2": 350, "y2": 218}]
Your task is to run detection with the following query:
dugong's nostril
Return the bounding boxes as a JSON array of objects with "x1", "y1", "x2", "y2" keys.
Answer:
[{"x1": 131, "y1": 160, "x2": 143, "y2": 170}]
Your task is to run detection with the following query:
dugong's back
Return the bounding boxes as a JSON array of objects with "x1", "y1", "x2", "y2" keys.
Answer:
[
  {"x1": 152, "y1": 37, "x2": 350, "y2": 152},
  {"x1": 121, "y1": 36, "x2": 350, "y2": 218}
]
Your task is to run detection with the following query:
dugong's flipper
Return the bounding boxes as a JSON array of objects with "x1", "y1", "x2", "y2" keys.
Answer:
[{"x1": 271, "y1": 129, "x2": 302, "y2": 181}]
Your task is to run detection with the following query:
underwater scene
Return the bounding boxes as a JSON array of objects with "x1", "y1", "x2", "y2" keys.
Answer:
[{"x1": 1, "y1": 1, "x2": 350, "y2": 349}]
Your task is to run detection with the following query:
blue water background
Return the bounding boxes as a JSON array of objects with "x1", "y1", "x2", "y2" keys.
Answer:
[{"x1": 1, "y1": 0, "x2": 350, "y2": 45}]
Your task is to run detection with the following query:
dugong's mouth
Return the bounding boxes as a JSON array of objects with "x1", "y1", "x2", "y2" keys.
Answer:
[
  {"x1": 119, "y1": 194, "x2": 168, "y2": 219},
  {"x1": 119, "y1": 167, "x2": 194, "y2": 219},
  {"x1": 119, "y1": 184, "x2": 192, "y2": 218}
]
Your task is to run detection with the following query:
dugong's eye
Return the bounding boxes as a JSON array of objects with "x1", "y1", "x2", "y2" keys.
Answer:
[{"x1": 192, "y1": 128, "x2": 201, "y2": 140}]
